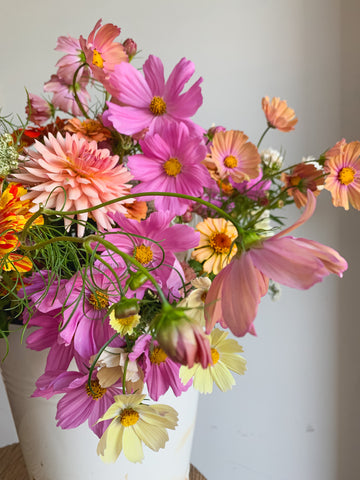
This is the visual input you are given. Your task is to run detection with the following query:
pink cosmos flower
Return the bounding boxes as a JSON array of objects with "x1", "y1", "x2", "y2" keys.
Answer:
[
  {"x1": 104, "y1": 55, "x2": 203, "y2": 137},
  {"x1": 59, "y1": 270, "x2": 124, "y2": 360},
  {"x1": 127, "y1": 122, "x2": 213, "y2": 215},
  {"x1": 205, "y1": 191, "x2": 348, "y2": 337},
  {"x1": 79, "y1": 19, "x2": 128, "y2": 86},
  {"x1": 103, "y1": 211, "x2": 200, "y2": 299},
  {"x1": 55, "y1": 364, "x2": 122, "y2": 438},
  {"x1": 25, "y1": 94, "x2": 52, "y2": 125},
  {"x1": 13, "y1": 132, "x2": 133, "y2": 236},
  {"x1": 55, "y1": 35, "x2": 88, "y2": 84},
  {"x1": 44, "y1": 73, "x2": 90, "y2": 116},
  {"x1": 129, "y1": 334, "x2": 191, "y2": 401}
]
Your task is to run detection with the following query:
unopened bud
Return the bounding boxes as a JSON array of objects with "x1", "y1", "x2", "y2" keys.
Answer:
[{"x1": 123, "y1": 38, "x2": 137, "y2": 61}]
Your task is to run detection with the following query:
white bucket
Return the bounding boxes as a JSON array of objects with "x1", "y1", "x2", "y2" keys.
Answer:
[{"x1": 1, "y1": 328, "x2": 199, "y2": 480}]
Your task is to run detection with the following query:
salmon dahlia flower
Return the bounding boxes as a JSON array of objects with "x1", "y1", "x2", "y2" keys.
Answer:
[
  {"x1": 262, "y1": 96, "x2": 298, "y2": 132},
  {"x1": 97, "y1": 393, "x2": 178, "y2": 463},
  {"x1": 13, "y1": 132, "x2": 133, "y2": 236},
  {"x1": 210, "y1": 130, "x2": 261, "y2": 183},
  {"x1": 324, "y1": 139, "x2": 360, "y2": 210},
  {"x1": 205, "y1": 191, "x2": 348, "y2": 337}
]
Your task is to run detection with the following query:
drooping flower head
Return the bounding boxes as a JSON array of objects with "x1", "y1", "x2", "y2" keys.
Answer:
[
  {"x1": 192, "y1": 217, "x2": 238, "y2": 275},
  {"x1": 127, "y1": 122, "x2": 212, "y2": 216},
  {"x1": 97, "y1": 393, "x2": 178, "y2": 463},
  {"x1": 205, "y1": 191, "x2": 348, "y2": 337},
  {"x1": 210, "y1": 130, "x2": 261, "y2": 183},
  {"x1": 25, "y1": 94, "x2": 52, "y2": 126},
  {"x1": 44, "y1": 73, "x2": 90, "y2": 117},
  {"x1": 13, "y1": 132, "x2": 134, "y2": 236},
  {"x1": 324, "y1": 139, "x2": 360, "y2": 210},
  {"x1": 55, "y1": 34, "x2": 88, "y2": 84},
  {"x1": 104, "y1": 55, "x2": 203, "y2": 137},
  {"x1": 180, "y1": 328, "x2": 247, "y2": 394},
  {"x1": 262, "y1": 96, "x2": 298, "y2": 132},
  {"x1": 79, "y1": 19, "x2": 128, "y2": 85}
]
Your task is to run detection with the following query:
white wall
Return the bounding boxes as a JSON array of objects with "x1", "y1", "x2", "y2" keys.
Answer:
[{"x1": 1, "y1": 1, "x2": 359, "y2": 479}]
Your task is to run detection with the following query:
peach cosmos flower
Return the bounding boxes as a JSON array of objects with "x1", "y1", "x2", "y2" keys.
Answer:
[
  {"x1": 210, "y1": 130, "x2": 260, "y2": 183},
  {"x1": 324, "y1": 139, "x2": 360, "y2": 210},
  {"x1": 192, "y1": 218, "x2": 238, "y2": 275},
  {"x1": 262, "y1": 96, "x2": 298, "y2": 132},
  {"x1": 281, "y1": 161, "x2": 325, "y2": 208},
  {"x1": 79, "y1": 19, "x2": 128, "y2": 86},
  {"x1": 64, "y1": 118, "x2": 112, "y2": 142},
  {"x1": 12, "y1": 132, "x2": 133, "y2": 236}
]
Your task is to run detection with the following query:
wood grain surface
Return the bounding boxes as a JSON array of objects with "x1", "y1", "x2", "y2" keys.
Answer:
[{"x1": 0, "y1": 443, "x2": 207, "y2": 480}]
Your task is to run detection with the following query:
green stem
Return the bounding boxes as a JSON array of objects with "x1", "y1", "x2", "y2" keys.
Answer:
[
  {"x1": 257, "y1": 126, "x2": 271, "y2": 149},
  {"x1": 72, "y1": 63, "x2": 90, "y2": 119},
  {"x1": 41, "y1": 192, "x2": 243, "y2": 235},
  {"x1": 122, "y1": 356, "x2": 129, "y2": 395}
]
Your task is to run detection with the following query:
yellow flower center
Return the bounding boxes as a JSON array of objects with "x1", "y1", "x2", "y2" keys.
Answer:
[
  {"x1": 134, "y1": 244, "x2": 153, "y2": 265},
  {"x1": 223, "y1": 155, "x2": 238, "y2": 169},
  {"x1": 86, "y1": 379, "x2": 107, "y2": 400},
  {"x1": 120, "y1": 408, "x2": 140, "y2": 427},
  {"x1": 211, "y1": 347, "x2": 220, "y2": 365},
  {"x1": 88, "y1": 290, "x2": 109, "y2": 310},
  {"x1": 338, "y1": 167, "x2": 356, "y2": 185},
  {"x1": 209, "y1": 232, "x2": 232, "y2": 254},
  {"x1": 290, "y1": 175, "x2": 302, "y2": 186},
  {"x1": 149, "y1": 346, "x2": 168, "y2": 364},
  {"x1": 110, "y1": 314, "x2": 140, "y2": 334},
  {"x1": 163, "y1": 157, "x2": 182, "y2": 177},
  {"x1": 92, "y1": 49, "x2": 104, "y2": 69},
  {"x1": 149, "y1": 96, "x2": 167, "y2": 116}
]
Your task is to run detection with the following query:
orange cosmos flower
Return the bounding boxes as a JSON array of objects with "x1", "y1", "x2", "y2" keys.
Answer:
[
  {"x1": 324, "y1": 139, "x2": 360, "y2": 210},
  {"x1": 192, "y1": 218, "x2": 238, "y2": 275},
  {"x1": 64, "y1": 118, "x2": 112, "y2": 142},
  {"x1": 0, "y1": 183, "x2": 43, "y2": 272},
  {"x1": 262, "y1": 96, "x2": 298, "y2": 132},
  {"x1": 210, "y1": 130, "x2": 260, "y2": 183},
  {"x1": 281, "y1": 162, "x2": 325, "y2": 208}
]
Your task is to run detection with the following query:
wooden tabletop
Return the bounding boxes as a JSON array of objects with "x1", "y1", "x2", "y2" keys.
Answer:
[{"x1": 0, "y1": 443, "x2": 207, "y2": 480}]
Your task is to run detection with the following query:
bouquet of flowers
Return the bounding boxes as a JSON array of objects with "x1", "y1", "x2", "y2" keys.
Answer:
[{"x1": 0, "y1": 18, "x2": 354, "y2": 464}]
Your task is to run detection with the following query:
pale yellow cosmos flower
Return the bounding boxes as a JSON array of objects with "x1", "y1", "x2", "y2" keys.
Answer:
[
  {"x1": 180, "y1": 328, "x2": 246, "y2": 394},
  {"x1": 97, "y1": 394, "x2": 178, "y2": 463}
]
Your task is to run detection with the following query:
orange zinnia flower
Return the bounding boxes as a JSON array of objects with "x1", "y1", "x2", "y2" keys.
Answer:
[
  {"x1": 262, "y1": 96, "x2": 298, "y2": 132},
  {"x1": 281, "y1": 162, "x2": 325, "y2": 208},
  {"x1": 324, "y1": 139, "x2": 360, "y2": 210},
  {"x1": 0, "y1": 183, "x2": 43, "y2": 272}
]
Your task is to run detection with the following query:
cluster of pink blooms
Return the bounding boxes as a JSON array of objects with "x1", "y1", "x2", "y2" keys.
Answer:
[{"x1": 2, "y1": 18, "x2": 357, "y2": 462}]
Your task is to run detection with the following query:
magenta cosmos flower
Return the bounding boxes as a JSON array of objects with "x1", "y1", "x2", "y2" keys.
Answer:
[
  {"x1": 55, "y1": 364, "x2": 123, "y2": 438},
  {"x1": 205, "y1": 191, "x2": 348, "y2": 337},
  {"x1": 104, "y1": 55, "x2": 203, "y2": 137},
  {"x1": 79, "y1": 19, "x2": 128, "y2": 86},
  {"x1": 103, "y1": 211, "x2": 200, "y2": 299},
  {"x1": 127, "y1": 122, "x2": 213, "y2": 215},
  {"x1": 13, "y1": 132, "x2": 133, "y2": 236},
  {"x1": 129, "y1": 334, "x2": 191, "y2": 401}
]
